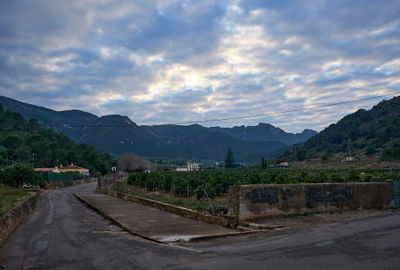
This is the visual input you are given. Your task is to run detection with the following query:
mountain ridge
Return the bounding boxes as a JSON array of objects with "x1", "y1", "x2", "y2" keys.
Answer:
[
  {"x1": 210, "y1": 123, "x2": 317, "y2": 145},
  {"x1": 0, "y1": 96, "x2": 317, "y2": 162}
]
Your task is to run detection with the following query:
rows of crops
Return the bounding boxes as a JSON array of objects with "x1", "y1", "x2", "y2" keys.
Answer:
[{"x1": 127, "y1": 169, "x2": 400, "y2": 198}]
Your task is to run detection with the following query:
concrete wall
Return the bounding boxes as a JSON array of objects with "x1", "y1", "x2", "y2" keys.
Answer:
[
  {"x1": 45, "y1": 178, "x2": 97, "y2": 189},
  {"x1": 97, "y1": 187, "x2": 236, "y2": 228},
  {"x1": 0, "y1": 191, "x2": 40, "y2": 245},
  {"x1": 227, "y1": 181, "x2": 394, "y2": 222}
]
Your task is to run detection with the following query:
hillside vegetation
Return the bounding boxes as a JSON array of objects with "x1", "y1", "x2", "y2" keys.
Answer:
[
  {"x1": 279, "y1": 96, "x2": 400, "y2": 162},
  {"x1": 0, "y1": 104, "x2": 115, "y2": 175}
]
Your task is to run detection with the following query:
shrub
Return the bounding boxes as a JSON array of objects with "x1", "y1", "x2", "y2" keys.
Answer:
[{"x1": 0, "y1": 162, "x2": 44, "y2": 188}]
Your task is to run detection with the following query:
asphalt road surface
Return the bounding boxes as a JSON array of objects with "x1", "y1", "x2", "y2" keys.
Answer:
[{"x1": 2, "y1": 182, "x2": 400, "y2": 270}]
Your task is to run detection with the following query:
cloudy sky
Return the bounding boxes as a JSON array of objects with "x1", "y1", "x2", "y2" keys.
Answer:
[{"x1": 1, "y1": 0, "x2": 399, "y2": 132}]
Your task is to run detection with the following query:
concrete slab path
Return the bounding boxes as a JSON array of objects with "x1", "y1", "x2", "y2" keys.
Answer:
[{"x1": 75, "y1": 192, "x2": 235, "y2": 243}]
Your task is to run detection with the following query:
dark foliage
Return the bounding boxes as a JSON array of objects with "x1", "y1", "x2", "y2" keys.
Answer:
[
  {"x1": 0, "y1": 105, "x2": 115, "y2": 175},
  {"x1": 127, "y1": 168, "x2": 399, "y2": 197},
  {"x1": 279, "y1": 96, "x2": 400, "y2": 161},
  {"x1": 225, "y1": 148, "x2": 235, "y2": 168},
  {"x1": 0, "y1": 162, "x2": 44, "y2": 188}
]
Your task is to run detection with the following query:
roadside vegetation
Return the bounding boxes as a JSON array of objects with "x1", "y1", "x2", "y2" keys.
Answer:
[
  {"x1": 0, "y1": 185, "x2": 33, "y2": 216},
  {"x1": 0, "y1": 162, "x2": 42, "y2": 216}
]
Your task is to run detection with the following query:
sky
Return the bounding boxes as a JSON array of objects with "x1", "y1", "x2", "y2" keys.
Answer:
[{"x1": 0, "y1": 0, "x2": 399, "y2": 133}]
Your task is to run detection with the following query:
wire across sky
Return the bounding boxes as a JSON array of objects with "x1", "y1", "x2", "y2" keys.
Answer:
[{"x1": 51, "y1": 91, "x2": 399, "y2": 127}]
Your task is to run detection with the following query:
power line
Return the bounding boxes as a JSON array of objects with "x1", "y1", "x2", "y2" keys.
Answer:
[
  {"x1": 49, "y1": 91, "x2": 399, "y2": 127},
  {"x1": 171, "y1": 91, "x2": 400, "y2": 125}
]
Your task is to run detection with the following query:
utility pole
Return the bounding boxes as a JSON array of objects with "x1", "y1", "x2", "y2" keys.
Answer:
[{"x1": 32, "y1": 153, "x2": 35, "y2": 168}]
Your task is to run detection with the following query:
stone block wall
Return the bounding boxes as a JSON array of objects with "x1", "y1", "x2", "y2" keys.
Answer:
[
  {"x1": 0, "y1": 191, "x2": 40, "y2": 245},
  {"x1": 227, "y1": 181, "x2": 394, "y2": 222}
]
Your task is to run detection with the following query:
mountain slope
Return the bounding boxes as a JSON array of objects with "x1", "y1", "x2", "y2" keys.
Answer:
[
  {"x1": 144, "y1": 124, "x2": 287, "y2": 161},
  {"x1": 279, "y1": 96, "x2": 400, "y2": 161},
  {"x1": 0, "y1": 104, "x2": 115, "y2": 174},
  {"x1": 0, "y1": 96, "x2": 316, "y2": 162},
  {"x1": 0, "y1": 96, "x2": 178, "y2": 158}
]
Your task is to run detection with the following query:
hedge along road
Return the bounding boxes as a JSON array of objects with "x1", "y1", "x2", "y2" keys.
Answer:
[{"x1": 2, "y1": 182, "x2": 400, "y2": 270}]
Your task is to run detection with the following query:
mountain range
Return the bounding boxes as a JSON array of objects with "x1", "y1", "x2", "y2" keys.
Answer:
[{"x1": 0, "y1": 96, "x2": 317, "y2": 163}]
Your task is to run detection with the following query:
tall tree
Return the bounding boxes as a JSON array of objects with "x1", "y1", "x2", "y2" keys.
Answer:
[
  {"x1": 261, "y1": 157, "x2": 266, "y2": 169},
  {"x1": 224, "y1": 147, "x2": 235, "y2": 169}
]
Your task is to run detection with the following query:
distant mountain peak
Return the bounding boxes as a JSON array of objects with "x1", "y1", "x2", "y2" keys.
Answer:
[
  {"x1": 99, "y1": 115, "x2": 137, "y2": 126},
  {"x1": 210, "y1": 123, "x2": 317, "y2": 145}
]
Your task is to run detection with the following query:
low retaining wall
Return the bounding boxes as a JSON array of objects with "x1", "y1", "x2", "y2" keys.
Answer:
[
  {"x1": 0, "y1": 191, "x2": 40, "y2": 245},
  {"x1": 227, "y1": 181, "x2": 394, "y2": 222},
  {"x1": 97, "y1": 187, "x2": 236, "y2": 228},
  {"x1": 45, "y1": 178, "x2": 97, "y2": 189}
]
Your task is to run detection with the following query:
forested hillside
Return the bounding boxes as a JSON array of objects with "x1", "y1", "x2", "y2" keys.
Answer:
[
  {"x1": 279, "y1": 96, "x2": 400, "y2": 162},
  {"x1": 0, "y1": 104, "x2": 115, "y2": 175}
]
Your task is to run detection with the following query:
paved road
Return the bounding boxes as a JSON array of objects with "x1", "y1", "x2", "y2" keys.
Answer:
[{"x1": 2, "y1": 182, "x2": 400, "y2": 269}]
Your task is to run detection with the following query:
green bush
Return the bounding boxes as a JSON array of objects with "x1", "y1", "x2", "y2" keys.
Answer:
[{"x1": 0, "y1": 162, "x2": 44, "y2": 188}]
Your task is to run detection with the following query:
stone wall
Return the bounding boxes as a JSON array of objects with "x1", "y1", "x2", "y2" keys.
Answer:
[
  {"x1": 45, "y1": 178, "x2": 97, "y2": 189},
  {"x1": 0, "y1": 191, "x2": 40, "y2": 245},
  {"x1": 227, "y1": 181, "x2": 394, "y2": 222}
]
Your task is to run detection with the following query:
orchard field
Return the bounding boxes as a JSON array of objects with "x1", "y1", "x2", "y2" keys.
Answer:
[{"x1": 127, "y1": 168, "x2": 400, "y2": 199}]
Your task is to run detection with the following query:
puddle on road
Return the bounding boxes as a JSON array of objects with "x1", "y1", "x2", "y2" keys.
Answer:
[{"x1": 155, "y1": 235, "x2": 198, "y2": 242}]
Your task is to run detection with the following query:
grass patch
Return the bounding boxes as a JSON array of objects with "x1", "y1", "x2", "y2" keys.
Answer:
[{"x1": 0, "y1": 185, "x2": 32, "y2": 216}]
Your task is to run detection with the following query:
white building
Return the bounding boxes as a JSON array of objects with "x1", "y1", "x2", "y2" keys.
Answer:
[
  {"x1": 176, "y1": 162, "x2": 200, "y2": 172},
  {"x1": 187, "y1": 162, "x2": 199, "y2": 171}
]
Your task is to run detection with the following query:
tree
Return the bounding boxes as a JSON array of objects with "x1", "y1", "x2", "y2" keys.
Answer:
[
  {"x1": 0, "y1": 162, "x2": 43, "y2": 188},
  {"x1": 224, "y1": 148, "x2": 235, "y2": 169},
  {"x1": 261, "y1": 157, "x2": 267, "y2": 169},
  {"x1": 118, "y1": 153, "x2": 154, "y2": 172}
]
